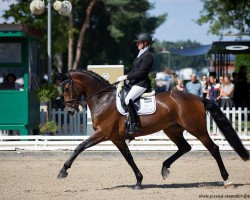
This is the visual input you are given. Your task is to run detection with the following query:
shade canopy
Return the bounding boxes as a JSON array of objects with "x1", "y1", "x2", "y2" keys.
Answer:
[{"x1": 169, "y1": 40, "x2": 250, "y2": 56}]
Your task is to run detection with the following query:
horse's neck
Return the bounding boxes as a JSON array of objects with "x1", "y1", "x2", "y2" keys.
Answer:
[
  {"x1": 87, "y1": 91, "x2": 115, "y2": 119},
  {"x1": 76, "y1": 71, "x2": 114, "y2": 114}
]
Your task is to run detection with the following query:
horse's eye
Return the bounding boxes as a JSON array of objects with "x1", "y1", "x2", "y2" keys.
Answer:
[{"x1": 64, "y1": 87, "x2": 70, "y2": 93}]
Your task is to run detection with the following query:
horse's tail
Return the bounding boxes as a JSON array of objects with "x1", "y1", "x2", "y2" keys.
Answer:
[{"x1": 200, "y1": 97, "x2": 249, "y2": 161}]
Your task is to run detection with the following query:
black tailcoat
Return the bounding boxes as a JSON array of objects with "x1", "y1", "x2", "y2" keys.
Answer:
[{"x1": 127, "y1": 49, "x2": 153, "y2": 91}]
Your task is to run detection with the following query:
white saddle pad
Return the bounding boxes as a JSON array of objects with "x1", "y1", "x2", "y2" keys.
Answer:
[{"x1": 116, "y1": 91, "x2": 156, "y2": 116}]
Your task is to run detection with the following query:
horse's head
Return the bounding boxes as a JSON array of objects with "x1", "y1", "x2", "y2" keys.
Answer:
[
  {"x1": 61, "y1": 73, "x2": 86, "y2": 116},
  {"x1": 60, "y1": 70, "x2": 114, "y2": 115}
]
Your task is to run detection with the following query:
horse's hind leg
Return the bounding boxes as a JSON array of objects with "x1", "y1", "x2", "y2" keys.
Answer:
[
  {"x1": 162, "y1": 126, "x2": 191, "y2": 180},
  {"x1": 57, "y1": 132, "x2": 104, "y2": 179},
  {"x1": 196, "y1": 132, "x2": 232, "y2": 187}
]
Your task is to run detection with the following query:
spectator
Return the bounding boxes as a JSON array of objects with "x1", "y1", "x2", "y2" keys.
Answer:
[
  {"x1": 155, "y1": 72, "x2": 171, "y2": 93},
  {"x1": 185, "y1": 74, "x2": 203, "y2": 97},
  {"x1": 0, "y1": 73, "x2": 22, "y2": 90},
  {"x1": 236, "y1": 65, "x2": 248, "y2": 108},
  {"x1": 163, "y1": 69, "x2": 171, "y2": 81},
  {"x1": 169, "y1": 72, "x2": 177, "y2": 90},
  {"x1": 219, "y1": 76, "x2": 223, "y2": 85},
  {"x1": 207, "y1": 73, "x2": 220, "y2": 106},
  {"x1": 174, "y1": 78, "x2": 185, "y2": 92},
  {"x1": 232, "y1": 72, "x2": 238, "y2": 84},
  {"x1": 200, "y1": 75, "x2": 208, "y2": 97},
  {"x1": 219, "y1": 74, "x2": 235, "y2": 109}
]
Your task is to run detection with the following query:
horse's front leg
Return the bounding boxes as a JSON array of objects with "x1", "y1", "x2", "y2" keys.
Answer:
[
  {"x1": 112, "y1": 140, "x2": 143, "y2": 190},
  {"x1": 57, "y1": 132, "x2": 104, "y2": 179}
]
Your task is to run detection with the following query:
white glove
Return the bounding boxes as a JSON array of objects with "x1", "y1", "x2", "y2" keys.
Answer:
[{"x1": 117, "y1": 75, "x2": 127, "y2": 82}]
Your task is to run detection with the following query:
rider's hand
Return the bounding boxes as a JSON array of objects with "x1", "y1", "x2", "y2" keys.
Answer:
[{"x1": 117, "y1": 75, "x2": 127, "y2": 82}]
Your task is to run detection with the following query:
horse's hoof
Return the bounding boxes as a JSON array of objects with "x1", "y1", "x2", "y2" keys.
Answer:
[
  {"x1": 161, "y1": 166, "x2": 170, "y2": 180},
  {"x1": 57, "y1": 171, "x2": 68, "y2": 179},
  {"x1": 132, "y1": 185, "x2": 143, "y2": 190},
  {"x1": 224, "y1": 180, "x2": 234, "y2": 189}
]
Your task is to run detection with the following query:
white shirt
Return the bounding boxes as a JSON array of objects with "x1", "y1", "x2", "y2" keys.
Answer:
[
  {"x1": 221, "y1": 83, "x2": 234, "y2": 99},
  {"x1": 137, "y1": 46, "x2": 149, "y2": 58}
]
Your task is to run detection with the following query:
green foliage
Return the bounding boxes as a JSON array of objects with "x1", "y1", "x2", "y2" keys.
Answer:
[
  {"x1": 39, "y1": 121, "x2": 58, "y2": 134},
  {"x1": 148, "y1": 74, "x2": 156, "y2": 89},
  {"x1": 36, "y1": 83, "x2": 59, "y2": 102},
  {"x1": 197, "y1": 0, "x2": 250, "y2": 35},
  {"x1": 2, "y1": 0, "x2": 166, "y2": 72}
]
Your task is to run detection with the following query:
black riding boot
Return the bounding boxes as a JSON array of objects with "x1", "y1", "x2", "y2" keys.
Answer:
[{"x1": 125, "y1": 99, "x2": 141, "y2": 135}]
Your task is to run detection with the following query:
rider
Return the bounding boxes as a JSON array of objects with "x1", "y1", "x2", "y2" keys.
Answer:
[{"x1": 117, "y1": 33, "x2": 153, "y2": 134}]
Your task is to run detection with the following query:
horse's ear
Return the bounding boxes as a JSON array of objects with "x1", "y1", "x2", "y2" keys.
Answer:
[
  {"x1": 53, "y1": 71, "x2": 63, "y2": 80},
  {"x1": 53, "y1": 71, "x2": 69, "y2": 82},
  {"x1": 62, "y1": 73, "x2": 70, "y2": 81}
]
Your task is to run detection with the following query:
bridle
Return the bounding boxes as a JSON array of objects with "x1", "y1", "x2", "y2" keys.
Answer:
[
  {"x1": 61, "y1": 72, "x2": 119, "y2": 115},
  {"x1": 61, "y1": 74, "x2": 85, "y2": 114}
]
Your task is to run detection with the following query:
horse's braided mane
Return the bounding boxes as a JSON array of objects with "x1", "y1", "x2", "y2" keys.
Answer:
[{"x1": 70, "y1": 69, "x2": 111, "y2": 87}]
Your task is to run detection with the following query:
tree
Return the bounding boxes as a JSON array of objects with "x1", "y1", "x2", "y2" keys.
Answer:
[
  {"x1": 77, "y1": 0, "x2": 166, "y2": 72},
  {"x1": 2, "y1": 0, "x2": 166, "y2": 73},
  {"x1": 197, "y1": 0, "x2": 250, "y2": 36},
  {"x1": 72, "y1": 0, "x2": 95, "y2": 69}
]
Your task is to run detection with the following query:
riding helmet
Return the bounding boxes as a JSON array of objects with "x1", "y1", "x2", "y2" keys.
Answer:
[{"x1": 134, "y1": 33, "x2": 152, "y2": 43}]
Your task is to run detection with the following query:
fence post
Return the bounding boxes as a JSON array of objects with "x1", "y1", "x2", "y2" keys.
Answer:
[
  {"x1": 63, "y1": 110, "x2": 68, "y2": 135},
  {"x1": 238, "y1": 107, "x2": 242, "y2": 135},
  {"x1": 40, "y1": 108, "x2": 47, "y2": 124},
  {"x1": 206, "y1": 112, "x2": 210, "y2": 135},
  {"x1": 244, "y1": 107, "x2": 248, "y2": 135},
  {"x1": 232, "y1": 107, "x2": 236, "y2": 129},
  {"x1": 69, "y1": 115, "x2": 73, "y2": 134},
  {"x1": 83, "y1": 107, "x2": 87, "y2": 135},
  {"x1": 57, "y1": 109, "x2": 62, "y2": 134}
]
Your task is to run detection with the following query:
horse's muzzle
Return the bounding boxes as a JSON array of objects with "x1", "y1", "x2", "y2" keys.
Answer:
[{"x1": 66, "y1": 107, "x2": 79, "y2": 116}]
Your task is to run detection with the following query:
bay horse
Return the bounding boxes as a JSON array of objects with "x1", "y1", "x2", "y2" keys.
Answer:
[{"x1": 57, "y1": 70, "x2": 249, "y2": 189}]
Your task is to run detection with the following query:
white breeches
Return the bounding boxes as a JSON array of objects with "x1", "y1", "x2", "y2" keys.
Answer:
[{"x1": 125, "y1": 85, "x2": 147, "y2": 105}]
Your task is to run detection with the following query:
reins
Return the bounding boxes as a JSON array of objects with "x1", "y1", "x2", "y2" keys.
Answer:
[{"x1": 87, "y1": 81, "x2": 119, "y2": 100}]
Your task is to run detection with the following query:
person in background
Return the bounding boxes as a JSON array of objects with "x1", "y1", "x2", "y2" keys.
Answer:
[
  {"x1": 200, "y1": 75, "x2": 208, "y2": 98},
  {"x1": 219, "y1": 76, "x2": 223, "y2": 85},
  {"x1": 185, "y1": 74, "x2": 203, "y2": 97},
  {"x1": 169, "y1": 72, "x2": 177, "y2": 90},
  {"x1": 155, "y1": 72, "x2": 171, "y2": 93},
  {"x1": 163, "y1": 69, "x2": 171, "y2": 81},
  {"x1": 174, "y1": 78, "x2": 185, "y2": 92},
  {"x1": 219, "y1": 74, "x2": 235, "y2": 109},
  {"x1": 236, "y1": 65, "x2": 248, "y2": 108},
  {"x1": 0, "y1": 73, "x2": 22, "y2": 90},
  {"x1": 206, "y1": 73, "x2": 220, "y2": 106}
]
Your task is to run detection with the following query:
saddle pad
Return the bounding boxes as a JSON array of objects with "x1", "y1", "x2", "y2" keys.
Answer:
[{"x1": 116, "y1": 91, "x2": 156, "y2": 115}]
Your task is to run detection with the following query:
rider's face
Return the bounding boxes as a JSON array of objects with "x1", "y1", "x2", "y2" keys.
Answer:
[{"x1": 136, "y1": 41, "x2": 144, "y2": 50}]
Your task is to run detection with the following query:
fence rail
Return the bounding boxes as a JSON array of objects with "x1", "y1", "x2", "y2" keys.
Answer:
[
  {"x1": 40, "y1": 108, "x2": 87, "y2": 135},
  {"x1": 43, "y1": 107, "x2": 249, "y2": 136},
  {"x1": 0, "y1": 107, "x2": 249, "y2": 151},
  {"x1": 0, "y1": 134, "x2": 249, "y2": 151}
]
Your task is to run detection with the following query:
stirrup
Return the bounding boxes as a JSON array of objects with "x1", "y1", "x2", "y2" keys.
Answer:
[{"x1": 125, "y1": 123, "x2": 141, "y2": 135}]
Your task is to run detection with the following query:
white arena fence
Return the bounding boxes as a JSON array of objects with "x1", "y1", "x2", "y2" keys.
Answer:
[{"x1": 0, "y1": 107, "x2": 249, "y2": 151}]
